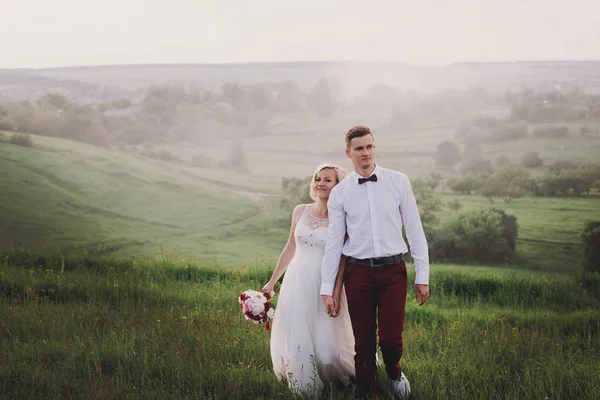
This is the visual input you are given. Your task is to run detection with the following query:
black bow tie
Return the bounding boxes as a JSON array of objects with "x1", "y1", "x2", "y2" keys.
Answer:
[{"x1": 358, "y1": 174, "x2": 378, "y2": 184}]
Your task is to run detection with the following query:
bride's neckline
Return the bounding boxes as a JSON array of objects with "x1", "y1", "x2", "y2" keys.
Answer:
[{"x1": 308, "y1": 204, "x2": 328, "y2": 220}]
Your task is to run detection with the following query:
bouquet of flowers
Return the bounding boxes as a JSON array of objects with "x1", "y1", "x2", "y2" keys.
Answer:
[{"x1": 239, "y1": 289, "x2": 275, "y2": 330}]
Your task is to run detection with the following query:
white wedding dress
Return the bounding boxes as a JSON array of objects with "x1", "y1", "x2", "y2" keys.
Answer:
[{"x1": 270, "y1": 204, "x2": 356, "y2": 395}]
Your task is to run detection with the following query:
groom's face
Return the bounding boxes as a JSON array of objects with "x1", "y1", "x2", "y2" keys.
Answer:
[{"x1": 346, "y1": 134, "x2": 375, "y2": 171}]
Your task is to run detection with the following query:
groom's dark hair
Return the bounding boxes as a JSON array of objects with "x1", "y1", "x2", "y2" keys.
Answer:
[{"x1": 345, "y1": 125, "x2": 373, "y2": 148}]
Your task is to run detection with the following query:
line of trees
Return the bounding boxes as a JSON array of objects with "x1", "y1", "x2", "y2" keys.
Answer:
[{"x1": 445, "y1": 163, "x2": 600, "y2": 201}]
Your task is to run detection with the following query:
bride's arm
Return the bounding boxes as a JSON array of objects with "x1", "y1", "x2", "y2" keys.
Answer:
[{"x1": 262, "y1": 204, "x2": 303, "y2": 296}]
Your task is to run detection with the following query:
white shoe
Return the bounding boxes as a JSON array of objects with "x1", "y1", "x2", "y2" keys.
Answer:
[{"x1": 392, "y1": 372, "x2": 411, "y2": 399}]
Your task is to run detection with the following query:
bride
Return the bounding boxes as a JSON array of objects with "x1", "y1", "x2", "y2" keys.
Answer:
[{"x1": 262, "y1": 162, "x2": 355, "y2": 395}]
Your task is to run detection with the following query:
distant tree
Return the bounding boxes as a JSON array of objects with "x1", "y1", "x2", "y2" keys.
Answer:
[
  {"x1": 459, "y1": 154, "x2": 493, "y2": 176},
  {"x1": 533, "y1": 125, "x2": 569, "y2": 138},
  {"x1": 387, "y1": 108, "x2": 411, "y2": 129},
  {"x1": 0, "y1": 116, "x2": 16, "y2": 131},
  {"x1": 548, "y1": 160, "x2": 579, "y2": 173},
  {"x1": 495, "y1": 155, "x2": 511, "y2": 167},
  {"x1": 446, "y1": 198, "x2": 463, "y2": 213},
  {"x1": 280, "y1": 176, "x2": 312, "y2": 210},
  {"x1": 10, "y1": 101, "x2": 37, "y2": 133},
  {"x1": 490, "y1": 123, "x2": 528, "y2": 141},
  {"x1": 480, "y1": 164, "x2": 531, "y2": 202},
  {"x1": 446, "y1": 175, "x2": 484, "y2": 195},
  {"x1": 410, "y1": 178, "x2": 443, "y2": 228},
  {"x1": 522, "y1": 152, "x2": 544, "y2": 168},
  {"x1": 112, "y1": 98, "x2": 133, "y2": 109},
  {"x1": 463, "y1": 142, "x2": 482, "y2": 159},
  {"x1": 434, "y1": 141, "x2": 461, "y2": 169},
  {"x1": 221, "y1": 82, "x2": 244, "y2": 108},
  {"x1": 277, "y1": 80, "x2": 302, "y2": 111},
  {"x1": 426, "y1": 172, "x2": 444, "y2": 191},
  {"x1": 36, "y1": 93, "x2": 69, "y2": 111},
  {"x1": 453, "y1": 122, "x2": 485, "y2": 143},
  {"x1": 471, "y1": 114, "x2": 498, "y2": 129},
  {"x1": 222, "y1": 141, "x2": 248, "y2": 172},
  {"x1": 142, "y1": 97, "x2": 169, "y2": 117},
  {"x1": 243, "y1": 86, "x2": 271, "y2": 110},
  {"x1": 308, "y1": 78, "x2": 334, "y2": 118}
]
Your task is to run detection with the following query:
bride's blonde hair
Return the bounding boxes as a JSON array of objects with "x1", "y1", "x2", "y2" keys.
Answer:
[{"x1": 309, "y1": 162, "x2": 346, "y2": 201}]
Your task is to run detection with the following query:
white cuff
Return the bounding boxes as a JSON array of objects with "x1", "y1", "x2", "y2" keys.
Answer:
[
  {"x1": 320, "y1": 282, "x2": 334, "y2": 296},
  {"x1": 415, "y1": 271, "x2": 429, "y2": 285}
]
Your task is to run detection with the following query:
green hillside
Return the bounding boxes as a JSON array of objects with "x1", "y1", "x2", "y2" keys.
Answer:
[
  {"x1": 0, "y1": 132, "x2": 289, "y2": 265},
  {"x1": 2, "y1": 128, "x2": 599, "y2": 274}
]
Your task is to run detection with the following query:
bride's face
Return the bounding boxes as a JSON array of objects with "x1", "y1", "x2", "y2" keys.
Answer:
[{"x1": 313, "y1": 168, "x2": 338, "y2": 201}]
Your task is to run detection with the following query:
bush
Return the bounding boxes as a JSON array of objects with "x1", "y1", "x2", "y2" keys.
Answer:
[
  {"x1": 459, "y1": 155, "x2": 494, "y2": 176},
  {"x1": 581, "y1": 220, "x2": 600, "y2": 274},
  {"x1": 495, "y1": 155, "x2": 511, "y2": 167},
  {"x1": 280, "y1": 176, "x2": 312, "y2": 210},
  {"x1": 522, "y1": 151, "x2": 544, "y2": 168},
  {"x1": 533, "y1": 125, "x2": 569, "y2": 138},
  {"x1": 533, "y1": 171, "x2": 592, "y2": 197},
  {"x1": 490, "y1": 122, "x2": 527, "y2": 141},
  {"x1": 548, "y1": 160, "x2": 579, "y2": 173},
  {"x1": 471, "y1": 114, "x2": 498, "y2": 129},
  {"x1": 429, "y1": 208, "x2": 518, "y2": 263},
  {"x1": 9, "y1": 133, "x2": 34, "y2": 147},
  {"x1": 219, "y1": 142, "x2": 248, "y2": 172},
  {"x1": 580, "y1": 125, "x2": 592, "y2": 136},
  {"x1": 0, "y1": 117, "x2": 16, "y2": 131},
  {"x1": 446, "y1": 175, "x2": 485, "y2": 195}
]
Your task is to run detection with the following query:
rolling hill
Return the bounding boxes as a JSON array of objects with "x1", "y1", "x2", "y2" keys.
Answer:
[{"x1": 0, "y1": 131, "x2": 290, "y2": 266}]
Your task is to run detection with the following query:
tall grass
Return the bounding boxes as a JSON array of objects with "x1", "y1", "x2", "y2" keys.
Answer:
[{"x1": 1, "y1": 250, "x2": 599, "y2": 399}]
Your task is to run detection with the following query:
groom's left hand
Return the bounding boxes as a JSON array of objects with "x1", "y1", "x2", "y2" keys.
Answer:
[{"x1": 415, "y1": 284, "x2": 430, "y2": 306}]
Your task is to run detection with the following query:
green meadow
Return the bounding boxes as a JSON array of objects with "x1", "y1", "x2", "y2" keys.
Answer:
[
  {"x1": 1, "y1": 129, "x2": 599, "y2": 399},
  {"x1": 1, "y1": 251, "x2": 598, "y2": 399}
]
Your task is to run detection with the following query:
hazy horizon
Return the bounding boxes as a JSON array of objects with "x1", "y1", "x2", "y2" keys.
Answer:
[{"x1": 2, "y1": 0, "x2": 599, "y2": 69}]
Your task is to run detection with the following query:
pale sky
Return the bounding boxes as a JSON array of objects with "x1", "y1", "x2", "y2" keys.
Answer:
[{"x1": 1, "y1": 0, "x2": 599, "y2": 69}]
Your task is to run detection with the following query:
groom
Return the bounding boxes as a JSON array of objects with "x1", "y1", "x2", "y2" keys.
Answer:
[{"x1": 321, "y1": 125, "x2": 430, "y2": 398}]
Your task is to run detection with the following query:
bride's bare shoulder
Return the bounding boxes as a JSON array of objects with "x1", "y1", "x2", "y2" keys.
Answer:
[{"x1": 291, "y1": 203, "x2": 310, "y2": 221}]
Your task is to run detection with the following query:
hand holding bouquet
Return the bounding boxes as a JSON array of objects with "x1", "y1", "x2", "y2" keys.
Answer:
[{"x1": 239, "y1": 289, "x2": 275, "y2": 330}]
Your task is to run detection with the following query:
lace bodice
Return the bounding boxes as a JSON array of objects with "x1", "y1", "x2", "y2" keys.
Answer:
[{"x1": 294, "y1": 204, "x2": 329, "y2": 251}]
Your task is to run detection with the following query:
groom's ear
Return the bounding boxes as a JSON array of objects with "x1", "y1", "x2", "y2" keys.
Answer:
[{"x1": 345, "y1": 148, "x2": 351, "y2": 158}]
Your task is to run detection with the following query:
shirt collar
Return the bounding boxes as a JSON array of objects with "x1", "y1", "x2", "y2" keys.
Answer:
[{"x1": 353, "y1": 164, "x2": 380, "y2": 184}]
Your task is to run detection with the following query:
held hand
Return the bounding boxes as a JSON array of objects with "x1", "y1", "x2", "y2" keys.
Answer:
[
  {"x1": 331, "y1": 287, "x2": 342, "y2": 318},
  {"x1": 321, "y1": 295, "x2": 337, "y2": 317},
  {"x1": 415, "y1": 284, "x2": 430, "y2": 306},
  {"x1": 262, "y1": 283, "x2": 275, "y2": 298}
]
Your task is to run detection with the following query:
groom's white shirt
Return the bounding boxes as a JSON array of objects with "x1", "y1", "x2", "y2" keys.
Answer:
[{"x1": 320, "y1": 165, "x2": 430, "y2": 296}]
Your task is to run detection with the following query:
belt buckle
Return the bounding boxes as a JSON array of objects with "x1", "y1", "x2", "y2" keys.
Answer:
[{"x1": 370, "y1": 257, "x2": 382, "y2": 267}]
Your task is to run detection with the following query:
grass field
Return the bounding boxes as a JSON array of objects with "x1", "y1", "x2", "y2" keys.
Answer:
[
  {"x1": 2, "y1": 121, "x2": 600, "y2": 399},
  {"x1": 1, "y1": 250, "x2": 598, "y2": 399}
]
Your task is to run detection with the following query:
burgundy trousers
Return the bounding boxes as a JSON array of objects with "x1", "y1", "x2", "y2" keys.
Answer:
[{"x1": 344, "y1": 258, "x2": 408, "y2": 395}]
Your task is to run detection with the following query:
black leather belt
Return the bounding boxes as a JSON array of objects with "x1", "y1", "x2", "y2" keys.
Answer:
[{"x1": 347, "y1": 254, "x2": 403, "y2": 267}]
